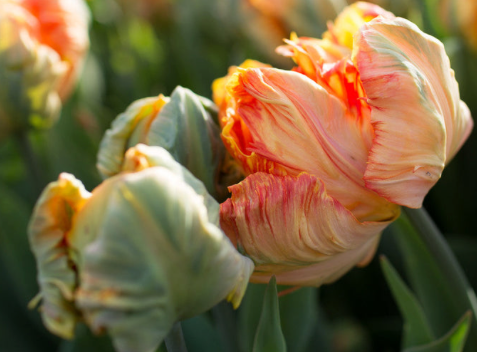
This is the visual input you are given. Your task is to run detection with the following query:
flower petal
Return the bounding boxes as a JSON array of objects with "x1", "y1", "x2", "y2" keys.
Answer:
[
  {"x1": 225, "y1": 67, "x2": 397, "y2": 221},
  {"x1": 354, "y1": 17, "x2": 473, "y2": 207},
  {"x1": 323, "y1": 2, "x2": 394, "y2": 49},
  {"x1": 96, "y1": 95, "x2": 169, "y2": 178},
  {"x1": 147, "y1": 86, "x2": 225, "y2": 198},
  {"x1": 122, "y1": 144, "x2": 220, "y2": 225},
  {"x1": 27, "y1": 173, "x2": 91, "y2": 339},
  {"x1": 221, "y1": 172, "x2": 399, "y2": 286}
]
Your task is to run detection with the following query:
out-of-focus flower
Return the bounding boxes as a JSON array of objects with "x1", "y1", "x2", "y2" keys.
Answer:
[
  {"x1": 0, "y1": 0, "x2": 89, "y2": 139},
  {"x1": 215, "y1": 2, "x2": 472, "y2": 286},
  {"x1": 240, "y1": 0, "x2": 343, "y2": 64},
  {"x1": 28, "y1": 143, "x2": 254, "y2": 352},
  {"x1": 97, "y1": 86, "x2": 225, "y2": 198},
  {"x1": 440, "y1": 0, "x2": 477, "y2": 51}
]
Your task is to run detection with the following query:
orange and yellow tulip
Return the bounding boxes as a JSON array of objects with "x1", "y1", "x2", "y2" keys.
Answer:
[{"x1": 215, "y1": 2, "x2": 473, "y2": 286}]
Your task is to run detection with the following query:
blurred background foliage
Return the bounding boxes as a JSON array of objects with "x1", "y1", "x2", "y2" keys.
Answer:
[{"x1": 1, "y1": 0, "x2": 477, "y2": 351}]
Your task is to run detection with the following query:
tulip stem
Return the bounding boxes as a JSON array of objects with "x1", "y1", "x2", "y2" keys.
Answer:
[
  {"x1": 401, "y1": 207, "x2": 477, "y2": 343},
  {"x1": 15, "y1": 131, "x2": 43, "y2": 195},
  {"x1": 164, "y1": 322, "x2": 188, "y2": 352},
  {"x1": 212, "y1": 301, "x2": 239, "y2": 352}
]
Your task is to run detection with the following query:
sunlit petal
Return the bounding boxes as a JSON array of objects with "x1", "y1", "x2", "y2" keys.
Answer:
[
  {"x1": 354, "y1": 17, "x2": 473, "y2": 207},
  {"x1": 27, "y1": 173, "x2": 91, "y2": 339},
  {"x1": 225, "y1": 67, "x2": 397, "y2": 221},
  {"x1": 221, "y1": 172, "x2": 398, "y2": 286}
]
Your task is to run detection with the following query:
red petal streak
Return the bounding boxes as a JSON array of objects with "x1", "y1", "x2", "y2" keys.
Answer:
[{"x1": 220, "y1": 172, "x2": 398, "y2": 286}]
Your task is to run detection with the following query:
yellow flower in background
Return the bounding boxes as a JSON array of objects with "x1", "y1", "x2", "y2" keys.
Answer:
[
  {"x1": 28, "y1": 144, "x2": 254, "y2": 352},
  {"x1": 0, "y1": 0, "x2": 89, "y2": 139},
  {"x1": 451, "y1": 0, "x2": 477, "y2": 51},
  {"x1": 215, "y1": 2, "x2": 473, "y2": 286}
]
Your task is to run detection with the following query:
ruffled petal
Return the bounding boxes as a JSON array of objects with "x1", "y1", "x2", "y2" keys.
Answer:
[
  {"x1": 323, "y1": 1, "x2": 394, "y2": 49},
  {"x1": 220, "y1": 172, "x2": 399, "y2": 286},
  {"x1": 225, "y1": 67, "x2": 397, "y2": 221},
  {"x1": 27, "y1": 173, "x2": 91, "y2": 339},
  {"x1": 277, "y1": 35, "x2": 370, "y2": 118},
  {"x1": 354, "y1": 17, "x2": 473, "y2": 207},
  {"x1": 122, "y1": 144, "x2": 220, "y2": 225},
  {"x1": 212, "y1": 59, "x2": 271, "y2": 122},
  {"x1": 96, "y1": 95, "x2": 169, "y2": 178},
  {"x1": 276, "y1": 33, "x2": 351, "y2": 80}
]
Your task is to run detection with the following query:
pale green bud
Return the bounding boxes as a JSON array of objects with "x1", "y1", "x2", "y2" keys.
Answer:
[{"x1": 97, "y1": 86, "x2": 224, "y2": 198}]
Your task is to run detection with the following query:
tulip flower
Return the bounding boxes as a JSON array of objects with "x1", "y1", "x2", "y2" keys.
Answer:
[
  {"x1": 97, "y1": 86, "x2": 225, "y2": 198},
  {"x1": 28, "y1": 144, "x2": 254, "y2": 352},
  {"x1": 215, "y1": 2, "x2": 472, "y2": 286},
  {"x1": 0, "y1": 0, "x2": 89, "y2": 139}
]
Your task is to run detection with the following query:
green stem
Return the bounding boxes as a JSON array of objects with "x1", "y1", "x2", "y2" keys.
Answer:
[
  {"x1": 212, "y1": 301, "x2": 239, "y2": 352},
  {"x1": 15, "y1": 131, "x2": 43, "y2": 195},
  {"x1": 400, "y1": 207, "x2": 477, "y2": 347},
  {"x1": 403, "y1": 208, "x2": 477, "y2": 312},
  {"x1": 164, "y1": 322, "x2": 188, "y2": 352}
]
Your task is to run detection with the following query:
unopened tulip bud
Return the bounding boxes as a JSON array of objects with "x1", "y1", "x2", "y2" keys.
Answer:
[{"x1": 97, "y1": 86, "x2": 225, "y2": 198}]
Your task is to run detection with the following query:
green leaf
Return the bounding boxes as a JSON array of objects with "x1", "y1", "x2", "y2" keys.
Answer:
[
  {"x1": 252, "y1": 276, "x2": 287, "y2": 352},
  {"x1": 391, "y1": 209, "x2": 477, "y2": 352},
  {"x1": 279, "y1": 287, "x2": 319, "y2": 352},
  {"x1": 380, "y1": 256, "x2": 434, "y2": 348},
  {"x1": 238, "y1": 285, "x2": 331, "y2": 352},
  {"x1": 403, "y1": 312, "x2": 472, "y2": 352},
  {"x1": 238, "y1": 283, "x2": 267, "y2": 352}
]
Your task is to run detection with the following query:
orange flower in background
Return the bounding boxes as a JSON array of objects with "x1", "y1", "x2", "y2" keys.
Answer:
[
  {"x1": 453, "y1": 0, "x2": 477, "y2": 51},
  {"x1": 19, "y1": 0, "x2": 90, "y2": 99},
  {"x1": 0, "y1": 0, "x2": 89, "y2": 139},
  {"x1": 214, "y1": 2, "x2": 473, "y2": 286}
]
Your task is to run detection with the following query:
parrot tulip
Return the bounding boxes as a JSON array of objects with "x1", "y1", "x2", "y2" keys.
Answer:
[
  {"x1": 28, "y1": 144, "x2": 254, "y2": 352},
  {"x1": 215, "y1": 2, "x2": 472, "y2": 286}
]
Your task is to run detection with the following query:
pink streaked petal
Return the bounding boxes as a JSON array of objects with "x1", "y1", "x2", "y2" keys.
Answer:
[
  {"x1": 251, "y1": 235, "x2": 381, "y2": 286},
  {"x1": 227, "y1": 67, "x2": 397, "y2": 221},
  {"x1": 355, "y1": 17, "x2": 473, "y2": 208},
  {"x1": 220, "y1": 172, "x2": 399, "y2": 286}
]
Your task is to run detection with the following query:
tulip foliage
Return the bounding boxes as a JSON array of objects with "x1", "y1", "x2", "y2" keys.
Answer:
[{"x1": 1, "y1": 1, "x2": 477, "y2": 352}]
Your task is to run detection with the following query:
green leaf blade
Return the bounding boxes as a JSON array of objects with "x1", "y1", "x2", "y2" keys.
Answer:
[
  {"x1": 404, "y1": 311, "x2": 472, "y2": 352},
  {"x1": 252, "y1": 276, "x2": 287, "y2": 352},
  {"x1": 380, "y1": 256, "x2": 435, "y2": 348}
]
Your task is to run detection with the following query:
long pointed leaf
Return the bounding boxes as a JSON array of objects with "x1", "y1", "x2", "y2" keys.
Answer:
[
  {"x1": 392, "y1": 209, "x2": 477, "y2": 351},
  {"x1": 380, "y1": 256, "x2": 434, "y2": 348},
  {"x1": 404, "y1": 312, "x2": 471, "y2": 352},
  {"x1": 252, "y1": 276, "x2": 287, "y2": 352}
]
